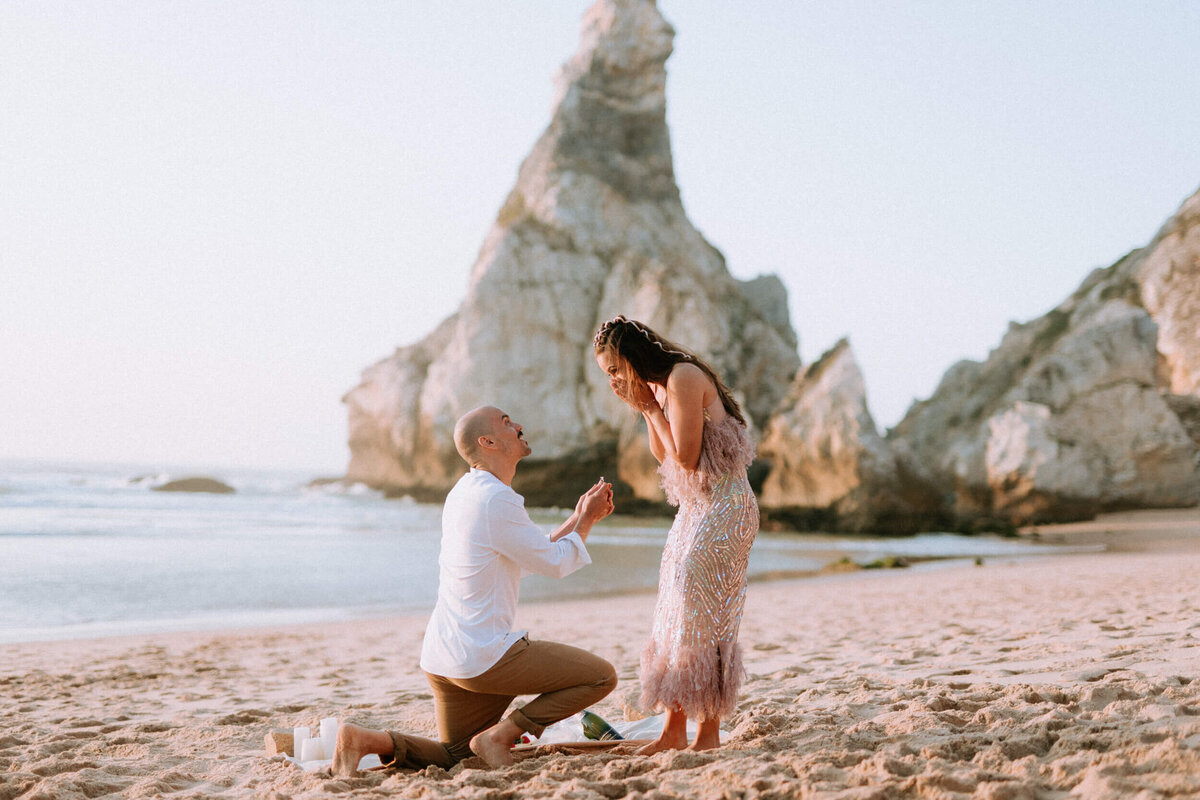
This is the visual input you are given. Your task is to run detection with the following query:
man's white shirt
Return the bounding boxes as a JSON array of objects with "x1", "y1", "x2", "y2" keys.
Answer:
[{"x1": 419, "y1": 468, "x2": 591, "y2": 679}]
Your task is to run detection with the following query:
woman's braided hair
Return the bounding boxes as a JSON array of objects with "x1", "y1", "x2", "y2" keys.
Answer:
[{"x1": 593, "y1": 315, "x2": 746, "y2": 425}]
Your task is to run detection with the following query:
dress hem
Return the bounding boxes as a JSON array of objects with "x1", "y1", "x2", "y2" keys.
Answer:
[{"x1": 639, "y1": 639, "x2": 745, "y2": 721}]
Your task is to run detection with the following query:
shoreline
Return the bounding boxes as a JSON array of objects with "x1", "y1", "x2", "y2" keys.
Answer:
[
  {"x1": 0, "y1": 532, "x2": 1106, "y2": 648},
  {"x1": 4, "y1": 506, "x2": 1188, "y2": 648},
  {"x1": 5, "y1": 503, "x2": 1196, "y2": 655}
]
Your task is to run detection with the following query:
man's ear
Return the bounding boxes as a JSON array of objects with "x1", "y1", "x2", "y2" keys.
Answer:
[{"x1": 478, "y1": 435, "x2": 494, "y2": 451}]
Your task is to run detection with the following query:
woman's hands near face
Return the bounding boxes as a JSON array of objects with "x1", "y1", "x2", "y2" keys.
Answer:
[
  {"x1": 625, "y1": 374, "x2": 659, "y2": 412},
  {"x1": 595, "y1": 351, "x2": 659, "y2": 412},
  {"x1": 610, "y1": 371, "x2": 657, "y2": 411}
]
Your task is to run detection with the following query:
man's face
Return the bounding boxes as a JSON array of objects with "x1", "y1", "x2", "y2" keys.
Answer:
[{"x1": 489, "y1": 409, "x2": 532, "y2": 460}]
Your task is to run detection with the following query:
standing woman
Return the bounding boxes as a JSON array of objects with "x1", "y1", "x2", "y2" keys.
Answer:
[{"x1": 593, "y1": 316, "x2": 759, "y2": 753}]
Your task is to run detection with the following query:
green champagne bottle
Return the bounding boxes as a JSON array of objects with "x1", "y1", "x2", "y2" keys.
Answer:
[{"x1": 580, "y1": 710, "x2": 623, "y2": 741}]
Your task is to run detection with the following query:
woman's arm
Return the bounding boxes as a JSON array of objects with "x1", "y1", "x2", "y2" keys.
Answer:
[
  {"x1": 641, "y1": 407, "x2": 667, "y2": 464},
  {"x1": 635, "y1": 384, "x2": 667, "y2": 464},
  {"x1": 633, "y1": 365, "x2": 709, "y2": 471},
  {"x1": 623, "y1": 375, "x2": 668, "y2": 464}
]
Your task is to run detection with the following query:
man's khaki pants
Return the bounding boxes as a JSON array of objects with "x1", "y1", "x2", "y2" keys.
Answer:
[{"x1": 384, "y1": 637, "x2": 618, "y2": 769}]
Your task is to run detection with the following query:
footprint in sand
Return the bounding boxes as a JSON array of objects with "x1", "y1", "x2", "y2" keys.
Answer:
[{"x1": 217, "y1": 709, "x2": 271, "y2": 725}]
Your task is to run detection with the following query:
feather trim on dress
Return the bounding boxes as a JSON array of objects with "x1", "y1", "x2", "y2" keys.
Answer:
[{"x1": 640, "y1": 638, "x2": 746, "y2": 721}]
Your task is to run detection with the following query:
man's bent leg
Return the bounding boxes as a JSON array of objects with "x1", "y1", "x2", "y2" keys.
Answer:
[
  {"x1": 455, "y1": 638, "x2": 617, "y2": 738},
  {"x1": 427, "y1": 671, "x2": 517, "y2": 763},
  {"x1": 332, "y1": 723, "x2": 455, "y2": 775},
  {"x1": 380, "y1": 729, "x2": 456, "y2": 770},
  {"x1": 509, "y1": 640, "x2": 618, "y2": 734},
  {"x1": 333, "y1": 723, "x2": 391, "y2": 777},
  {"x1": 334, "y1": 675, "x2": 500, "y2": 775}
]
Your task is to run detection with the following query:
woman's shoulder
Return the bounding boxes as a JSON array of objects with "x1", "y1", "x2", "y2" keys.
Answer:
[
  {"x1": 666, "y1": 361, "x2": 709, "y2": 387},
  {"x1": 666, "y1": 362, "x2": 716, "y2": 401}
]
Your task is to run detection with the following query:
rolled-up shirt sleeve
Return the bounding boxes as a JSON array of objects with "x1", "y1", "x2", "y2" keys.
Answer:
[{"x1": 486, "y1": 493, "x2": 591, "y2": 578}]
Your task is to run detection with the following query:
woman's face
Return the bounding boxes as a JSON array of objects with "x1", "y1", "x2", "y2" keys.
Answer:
[{"x1": 595, "y1": 349, "x2": 629, "y2": 397}]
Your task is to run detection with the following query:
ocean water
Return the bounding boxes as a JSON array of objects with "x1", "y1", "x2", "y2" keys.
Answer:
[{"x1": 0, "y1": 460, "x2": 1099, "y2": 644}]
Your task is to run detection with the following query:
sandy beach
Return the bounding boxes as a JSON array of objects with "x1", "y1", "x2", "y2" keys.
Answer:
[{"x1": 3, "y1": 509, "x2": 1199, "y2": 800}]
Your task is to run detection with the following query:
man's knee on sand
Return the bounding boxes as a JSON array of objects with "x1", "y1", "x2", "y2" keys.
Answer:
[
  {"x1": 596, "y1": 658, "x2": 618, "y2": 695},
  {"x1": 567, "y1": 656, "x2": 618, "y2": 716},
  {"x1": 562, "y1": 651, "x2": 618, "y2": 704}
]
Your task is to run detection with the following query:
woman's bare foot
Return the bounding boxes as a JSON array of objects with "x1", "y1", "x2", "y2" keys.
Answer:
[
  {"x1": 687, "y1": 718, "x2": 722, "y2": 752},
  {"x1": 687, "y1": 734, "x2": 721, "y2": 751},
  {"x1": 638, "y1": 708, "x2": 689, "y2": 755},
  {"x1": 332, "y1": 723, "x2": 370, "y2": 777},
  {"x1": 635, "y1": 732, "x2": 688, "y2": 755},
  {"x1": 468, "y1": 720, "x2": 520, "y2": 768}
]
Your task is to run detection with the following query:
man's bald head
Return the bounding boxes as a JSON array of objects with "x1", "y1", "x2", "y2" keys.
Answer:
[{"x1": 454, "y1": 406, "x2": 502, "y2": 465}]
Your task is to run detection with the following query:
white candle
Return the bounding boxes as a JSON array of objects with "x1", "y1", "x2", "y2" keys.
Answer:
[
  {"x1": 299, "y1": 736, "x2": 326, "y2": 762},
  {"x1": 292, "y1": 726, "x2": 310, "y2": 758},
  {"x1": 320, "y1": 717, "x2": 338, "y2": 750}
]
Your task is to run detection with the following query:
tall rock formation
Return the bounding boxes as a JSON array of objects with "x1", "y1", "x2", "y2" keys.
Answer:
[
  {"x1": 758, "y1": 339, "x2": 940, "y2": 532},
  {"x1": 757, "y1": 340, "x2": 902, "y2": 531},
  {"x1": 344, "y1": 0, "x2": 800, "y2": 504},
  {"x1": 890, "y1": 186, "x2": 1200, "y2": 524}
]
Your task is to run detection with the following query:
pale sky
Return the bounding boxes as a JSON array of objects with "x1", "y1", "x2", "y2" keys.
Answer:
[{"x1": 2, "y1": 2, "x2": 1198, "y2": 473}]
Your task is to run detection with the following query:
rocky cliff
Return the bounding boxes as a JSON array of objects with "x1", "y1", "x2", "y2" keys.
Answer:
[
  {"x1": 888, "y1": 186, "x2": 1200, "y2": 525},
  {"x1": 757, "y1": 339, "x2": 941, "y2": 532},
  {"x1": 343, "y1": 0, "x2": 800, "y2": 505},
  {"x1": 345, "y1": 0, "x2": 1200, "y2": 527}
]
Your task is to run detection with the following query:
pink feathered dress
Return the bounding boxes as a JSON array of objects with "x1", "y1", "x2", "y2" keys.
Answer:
[{"x1": 640, "y1": 408, "x2": 759, "y2": 720}]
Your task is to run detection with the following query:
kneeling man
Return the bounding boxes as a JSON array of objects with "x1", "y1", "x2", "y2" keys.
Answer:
[{"x1": 334, "y1": 406, "x2": 617, "y2": 773}]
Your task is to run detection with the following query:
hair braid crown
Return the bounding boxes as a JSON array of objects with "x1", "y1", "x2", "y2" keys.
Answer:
[{"x1": 593, "y1": 315, "x2": 688, "y2": 358}]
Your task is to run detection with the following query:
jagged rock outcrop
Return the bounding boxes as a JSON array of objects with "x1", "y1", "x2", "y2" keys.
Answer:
[
  {"x1": 758, "y1": 339, "x2": 938, "y2": 532},
  {"x1": 1136, "y1": 189, "x2": 1200, "y2": 396},
  {"x1": 343, "y1": 0, "x2": 800, "y2": 505},
  {"x1": 890, "y1": 186, "x2": 1200, "y2": 524}
]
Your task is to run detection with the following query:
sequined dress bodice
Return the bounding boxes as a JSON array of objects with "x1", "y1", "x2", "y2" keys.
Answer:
[{"x1": 657, "y1": 410, "x2": 756, "y2": 507}]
